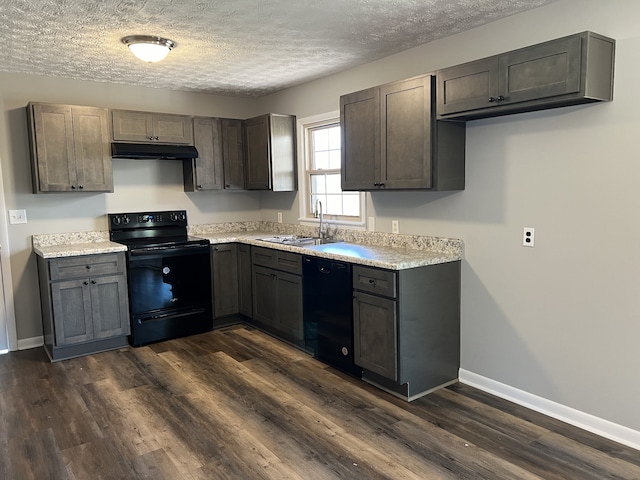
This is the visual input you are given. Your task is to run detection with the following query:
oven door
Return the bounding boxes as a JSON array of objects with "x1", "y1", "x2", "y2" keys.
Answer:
[{"x1": 127, "y1": 245, "x2": 211, "y2": 316}]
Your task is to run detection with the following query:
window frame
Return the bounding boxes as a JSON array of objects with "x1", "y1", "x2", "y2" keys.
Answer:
[{"x1": 297, "y1": 111, "x2": 365, "y2": 227}]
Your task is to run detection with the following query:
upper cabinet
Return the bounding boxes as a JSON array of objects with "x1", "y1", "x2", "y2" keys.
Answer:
[
  {"x1": 27, "y1": 103, "x2": 113, "y2": 193},
  {"x1": 221, "y1": 119, "x2": 246, "y2": 190},
  {"x1": 244, "y1": 114, "x2": 297, "y2": 191},
  {"x1": 112, "y1": 110, "x2": 193, "y2": 144},
  {"x1": 341, "y1": 75, "x2": 465, "y2": 191},
  {"x1": 184, "y1": 117, "x2": 246, "y2": 192},
  {"x1": 437, "y1": 31, "x2": 615, "y2": 121}
]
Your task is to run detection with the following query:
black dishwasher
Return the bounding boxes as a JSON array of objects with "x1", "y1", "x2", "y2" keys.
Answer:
[{"x1": 303, "y1": 256, "x2": 362, "y2": 378}]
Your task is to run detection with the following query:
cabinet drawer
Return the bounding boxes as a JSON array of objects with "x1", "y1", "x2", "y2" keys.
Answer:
[
  {"x1": 274, "y1": 250, "x2": 302, "y2": 275},
  {"x1": 251, "y1": 246, "x2": 302, "y2": 275},
  {"x1": 49, "y1": 253, "x2": 125, "y2": 281},
  {"x1": 252, "y1": 246, "x2": 277, "y2": 269},
  {"x1": 353, "y1": 266, "x2": 397, "y2": 298}
]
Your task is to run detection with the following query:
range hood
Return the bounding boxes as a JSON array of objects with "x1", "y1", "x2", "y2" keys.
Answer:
[{"x1": 111, "y1": 142, "x2": 198, "y2": 160}]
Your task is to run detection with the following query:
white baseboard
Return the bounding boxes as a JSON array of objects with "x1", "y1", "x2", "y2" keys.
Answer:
[
  {"x1": 17, "y1": 336, "x2": 44, "y2": 351},
  {"x1": 459, "y1": 369, "x2": 640, "y2": 451}
]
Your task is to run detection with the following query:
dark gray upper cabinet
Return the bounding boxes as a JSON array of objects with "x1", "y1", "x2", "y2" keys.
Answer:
[
  {"x1": 244, "y1": 113, "x2": 297, "y2": 191},
  {"x1": 184, "y1": 116, "x2": 224, "y2": 191},
  {"x1": 437, "y1": 31, "x2": 615, "y2": 120},
  {"x1": 221, "y1": 119, "x2": 246, "y2": 190},
  {"x1": 28, "y1": 103, "x2": 113, "y2": 193},
  {"x1": 184, "y1": 117, "x2": 246, "y2": 192},
  {"x1": 341, "y1": 75, "x2": 465, "y2": 192},
  {"x1": 112, "y1": 110, "x2": 193, "y2": 144}
]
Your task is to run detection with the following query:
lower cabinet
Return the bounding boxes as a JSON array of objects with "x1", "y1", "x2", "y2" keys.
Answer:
[
  {"x1": 251, "y1": 246, "x2": 303, "y2": 344},
  {"x1": 211, "y1": 244, "x2": 239, "y2": 317},
  {"x1": 237, "y1": 244, "x2": 253, "y2": 317},
  {"x1": 353, "y1": 262, "x2": 461, "y2": 401},
  {"x1": 37, "y1": 253, "x2": 130, "y2": 361}
]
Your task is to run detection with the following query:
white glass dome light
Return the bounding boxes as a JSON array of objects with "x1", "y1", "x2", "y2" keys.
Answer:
[{"x1": 122, "y1": 35, "x2": 177, "y2": 63}]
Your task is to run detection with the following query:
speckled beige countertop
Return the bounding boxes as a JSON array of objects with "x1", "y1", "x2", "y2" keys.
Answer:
[{"x1": 33, "y1": 221, "x2": 462, "y2": 270}]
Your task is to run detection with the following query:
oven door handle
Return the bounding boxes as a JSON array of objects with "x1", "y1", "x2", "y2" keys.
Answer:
[
  {"x1": 128, "y1": 244, "x2": 209, "y2": 256},
  {"x1": 137, "y1": 308, "x2": 208, "y2": 323}
]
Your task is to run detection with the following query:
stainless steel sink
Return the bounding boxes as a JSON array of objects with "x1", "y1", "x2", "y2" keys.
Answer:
[{"x1": 258, "y1": 235, "x2": 340, "y2": 246}]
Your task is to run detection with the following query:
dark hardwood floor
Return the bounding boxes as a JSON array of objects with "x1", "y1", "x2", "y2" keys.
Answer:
[{"x1": 0, "y1": 325, "x2": 638, "y2": 479}]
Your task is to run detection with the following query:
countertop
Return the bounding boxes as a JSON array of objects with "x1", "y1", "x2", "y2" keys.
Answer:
[{"x1": 32, "y1": 223, "x2": 462, "y2": 270}]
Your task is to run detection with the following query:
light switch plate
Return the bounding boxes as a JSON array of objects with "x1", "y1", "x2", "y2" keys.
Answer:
[{"x1": 9, "y1": 209, "x2": 27, "y2": 224}]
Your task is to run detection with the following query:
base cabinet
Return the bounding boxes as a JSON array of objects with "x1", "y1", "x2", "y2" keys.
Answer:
[
  {"x1": 353, "y1": 262, "x2": 461, "y2": 401},
  {"x1": 212, "y1": 244, "x2": 239, "y2": 317},
  {"x1": 251, "y1": 247, "x2": 303, "y2": 344},
  {"x1": 38, "y1": 253, "x2": 130, "y2": 361},
  {"x1": 237, "y1": 244, "x2": 253, "y2": 317}
]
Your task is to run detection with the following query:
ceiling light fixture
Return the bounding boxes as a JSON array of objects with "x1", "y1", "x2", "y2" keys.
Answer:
[{"x1": 121, "y1": 35, "x2": 176, "y2": 63}]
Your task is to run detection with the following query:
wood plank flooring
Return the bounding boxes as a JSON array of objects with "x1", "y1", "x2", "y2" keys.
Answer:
[{"x1": 0, "y1": 325, "x2": 638, "y2": 479}]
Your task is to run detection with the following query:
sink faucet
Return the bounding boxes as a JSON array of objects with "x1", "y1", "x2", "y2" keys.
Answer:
[{"x1": 316, "y1": 200, "x2": 325, "y2": 238}]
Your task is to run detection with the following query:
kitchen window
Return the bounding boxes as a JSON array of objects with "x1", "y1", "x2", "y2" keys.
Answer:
[{"x1": 298, "y1": 112, "x2": 364, "y2": 226}]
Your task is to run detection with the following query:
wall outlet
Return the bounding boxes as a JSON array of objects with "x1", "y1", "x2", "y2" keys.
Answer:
[
  {"x1": 277, "y1": 212, "x2": 282, "y2": 223},
  {"x1": 523, "y1": 227, "x2": 535, "y2": 247},
  {"x1": 368, "y1": 216, "x2": 375, "y2": 231},
  {"x1": 9, "y1": 209, "x2": 27, "y2": 224},
  {"x1": 392, "y1": 220, "x2": 399, "y2": 234}
]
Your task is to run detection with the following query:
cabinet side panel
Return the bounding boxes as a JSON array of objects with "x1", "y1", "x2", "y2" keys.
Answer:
[
  {"x1": 397, "y1": 262, "x2": 460, "y2": 392},
  {"x1": 270, "y1": 115, "x2": 296, "y2": 192},
  {"x1": 433, "y1": 120, "x2": 466, "y2": 191},
  {"x1": 584, "y1": 33, "x2": 615, "y2": 100}
]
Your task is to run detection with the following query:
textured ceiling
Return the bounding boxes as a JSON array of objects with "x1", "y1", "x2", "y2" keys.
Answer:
[{"x1": 0, "y1": 0, "x2": 558, "y2": 97}]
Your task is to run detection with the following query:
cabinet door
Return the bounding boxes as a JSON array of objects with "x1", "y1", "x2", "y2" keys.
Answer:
[
  {"x1": 436, "y1": 57, "x2": 500, "y2": 116},
  {"x1": 340, "y1": 87, "x2": 379, "y2": 191},
  {"x1": 152, "y1": 114, "x2": 193, "y2": 144},
  {"x1": 353, "y1": 291, "x2": 397, "y2": 381},
  {"x1": 499, "y1": 35, "x2": 582, "y2": 105},
  {"x1": 252, "y1": 265, "x2": 277, "y2": 325},
  {"x1": 30, "y1": 103, "x2": 77, "y2": 192},
  {"x1": 380, "y1": 76, "x2": 433, "y2": 189},
  {"x1": 244, "y1": 114, "x2": 271, "y2": 190},
  {"x1": 112, "y1": 110, "x2": 154, "y2": 142},
  {"x1": 90, "y1": 275, "x2": 130, "y2": 339},
  {"x1": 221, "y1": 119, "x2": 246, "y2": 190},
  {"x1": 237, "y1": 244, "x2": 253, "y2": 317},
  {"x1": 212, "y1": 244, "x2": 239, "y2": 317},
  {"x1": 187, "y1": 117, "x2": 223, "y2": 191},
  {"x1": 72, "y1": 107, "x2": 113, "y2": 192},
  {"x1": 276, "y1": 271, "x2": 303, "y2": 342},
  {"x1": 51, "y1": 279, "x2": 93, "y2": 345}
]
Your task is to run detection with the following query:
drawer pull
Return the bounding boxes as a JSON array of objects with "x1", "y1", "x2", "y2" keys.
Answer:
[{"x1": 368, "y1": 279, "x2": 376, "y2": 285}]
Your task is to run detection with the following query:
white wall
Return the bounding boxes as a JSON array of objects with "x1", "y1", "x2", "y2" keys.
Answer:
[
  {"x1": 259, "y1": 0, "x2": 640, "y2": 434},
  {"x1": 0, "y1": 73, "x2": 263, "y2": 341}
]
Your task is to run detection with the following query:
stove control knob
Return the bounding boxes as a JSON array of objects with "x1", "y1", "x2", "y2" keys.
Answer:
[
  {"x1": 112, "y1": 216, "x2": 121, "y2": 225},
  {"x1": 170, "y1": 212, "x2": 178, "y2": 221},
  {"x1": 122, "y1": 215, "x2": 130, "y2": 225},
  {"x1": 178, "y1": 212, "x2": 186, "y2": 221}
]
